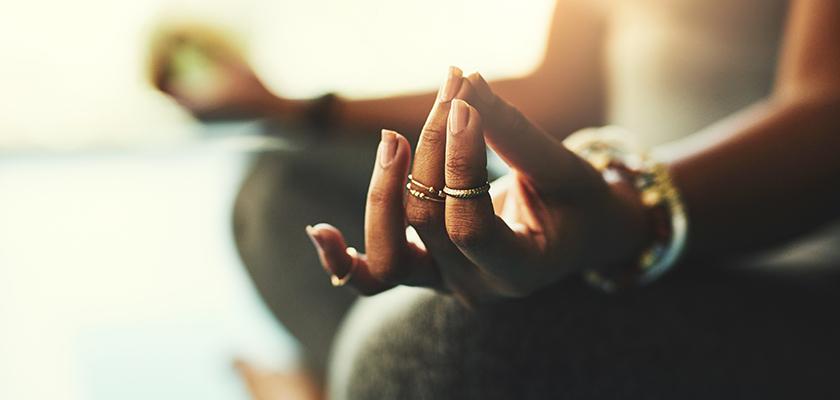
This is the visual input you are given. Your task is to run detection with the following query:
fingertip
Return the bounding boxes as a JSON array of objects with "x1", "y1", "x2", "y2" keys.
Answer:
[
  {"x1": 378, "y1": 129, "x2": 398, "y2": 168},
  {"x1": 380, "y1": 128, "x2": 396, "y2": 138},
  {"x1": 465, "y1": 72, "x2": 495, "y2": 106},
  {"x1": 310, "y1": 222, "x2": 343, "y2": 238},
  {"x1": 447, "y1": 66, "x2": 464, "y2": 87},
  {"x1": 438, "y1": 66, "x2": 465, "y2": 103},
  {"x1": 451, "y1": 98, "x2": 477, "y2": 111},
  {"x1": 453, "y1": 77, "x2": 475, "y2": 103},
  {"x1": 305, "y1": 222, "x2": 354, "y2": 276},
  {"x1": 390, "y1": 129, "x2": 411, "y2": 149},
  {"x1": 448, "y1": 99, "x2": 468, "y2": 134},
  {"x1": 381, "y1": 129, "x2": 411, "y2": 147},
  {"x1": 377, "y1": 129, "x2": 411, "y2": 173},
  {"x1": 448, "y1": 99, "x2": 482, "y2": 136},
  {"x1": 466, "y1": 71, "x2": 488, "y2": 88}
]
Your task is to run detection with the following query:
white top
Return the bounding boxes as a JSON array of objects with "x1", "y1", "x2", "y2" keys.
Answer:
[
  {"x1": 605, "y1": 0, "x2": 787, "y2": 147},
  {"x1": 605, "y1": 0, "x2": 840, "y2": 269}
]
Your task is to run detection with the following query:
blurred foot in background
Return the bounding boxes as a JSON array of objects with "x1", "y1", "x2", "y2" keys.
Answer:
[{"x1": 235, "y1": 360, "x2": 321, "y2": 400}]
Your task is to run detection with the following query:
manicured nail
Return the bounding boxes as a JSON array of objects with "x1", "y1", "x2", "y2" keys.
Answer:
[
  {"x1": 470, "y1": 72, "x2": 495, "y2": 105},
  {"x1": 437, "y1": 66, "x2": 463, "y2": 103},
  {"x1": 449, "y1": 99, "x2": 469, "y2": 134},
  {"x1": 305, "y1": 225, "x2": 328, "y2": 266},
  {"x1": 379, "y1": 129, "x2": 397, "y2": 168}
]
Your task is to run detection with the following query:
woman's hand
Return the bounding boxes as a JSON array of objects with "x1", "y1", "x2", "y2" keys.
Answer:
[
  {"x1": 306, "y1": 68, "x2": 650, "y2": 304},
  {"x1": 149, "y1": 26, "x2": 295, "y2": 121}
]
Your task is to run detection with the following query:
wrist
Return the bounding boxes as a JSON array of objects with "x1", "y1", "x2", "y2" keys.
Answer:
[
  {"x1": 565, "y1": 126, "x2": 689, "y2": 291},
  {"x1": 260, "y1": 95, "x2": 343, "y2": 136},
  {"x1": 257, "y1": 94, "x2": 292, "y2": 117},
  {"x1": 601, "y1": 179, "x2": 655, "y2": 270},
  {"x1": 303, "y1": 93, "x2": 340, "y2": 130}
]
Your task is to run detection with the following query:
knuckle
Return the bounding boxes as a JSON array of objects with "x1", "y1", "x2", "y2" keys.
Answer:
[
  {"x1": 446, "y1": 219, "x2": 490, "y2": 250},
  {"x1": 366, "y1": 187, "x2": 391, "y2": 207},
  {"x1": 504, "y1": 104, "x2": 530, "y2": 134},
  {"x1": 445, "y1": 153, "x2": 473, "y2": 175},
  {"x1": 371, "y1": 258, "x2": 409, "y2": 285},
  {"x1": 419, "y1": 126, "x2": 446, "y2": 146},
  {"x1": 406, "y1": 202, "x2": 442, "y2": 232}
]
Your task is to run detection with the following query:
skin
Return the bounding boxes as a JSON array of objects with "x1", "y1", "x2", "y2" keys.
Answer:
[
  {"x1": 318, "y1": 0, "x2": 606, "y2": 140},
  {"x1": 306, "y1": 0, "x2": 840, "y2": 300},
  {"x1": 307, "y1": 70, "x2": 648, "y2": 302},
  {"x1": 154, "y1": 0, "x2": 605, "y2": 138},
  {"x1": 158, "y1": 0, "x2": 840, "y2": 396},
  {"x1": 664, "y1": 0, "x2": 840, "y2": 258}
]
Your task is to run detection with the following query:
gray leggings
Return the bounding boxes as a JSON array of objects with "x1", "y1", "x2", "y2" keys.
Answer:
[{"x1": 234, "y1": 142, "x2": 840, "y2": 399}]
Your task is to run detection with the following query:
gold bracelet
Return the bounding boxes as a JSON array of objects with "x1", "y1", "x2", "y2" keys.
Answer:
[{"x1": 565, "y1": 126, "x2": 688, "y2": 292}]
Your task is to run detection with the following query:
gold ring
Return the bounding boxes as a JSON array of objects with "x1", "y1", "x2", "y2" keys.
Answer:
[
  {"x1": 406, "y1": 174, "x2": 446, "y2": 203},
  {"x1": 442, "y1": 182, "x2": 491, "y2": 199},
  {"x1": 330, "y1": 247, "x2": 358, "y2": 287}
]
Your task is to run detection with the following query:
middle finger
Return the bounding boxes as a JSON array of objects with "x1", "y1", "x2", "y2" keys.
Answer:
[{"x1": 405, "y1": 67, "x2": 489, "y2": 300}]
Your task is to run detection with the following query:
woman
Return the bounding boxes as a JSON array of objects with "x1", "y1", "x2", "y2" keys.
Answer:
[{"x1": 159, "y1": 0, "x2": 840, "y2": 398}]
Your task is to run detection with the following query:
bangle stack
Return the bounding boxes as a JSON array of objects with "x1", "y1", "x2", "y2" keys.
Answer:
[{"x1": 564, "y1": 126, "x2": 688, "y2": 292}]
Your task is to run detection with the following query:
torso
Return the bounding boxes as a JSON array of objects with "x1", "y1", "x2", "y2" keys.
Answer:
[{"x1": 605, "y1": 0, "x2": 787, "y2": 147}]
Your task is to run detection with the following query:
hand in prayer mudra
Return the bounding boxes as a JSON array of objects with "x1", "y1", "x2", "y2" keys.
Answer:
[{"x1": 306, "y1": 67, "x2": 651, "y2": 305}]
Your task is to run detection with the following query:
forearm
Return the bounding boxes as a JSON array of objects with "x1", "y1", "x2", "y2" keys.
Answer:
[
  {"x1": 331, "y1": 90, "x2": 437, "y2": 140},
  {"x1": 328, "y1": 70, "x2": 602, "y2": 140},
  {"x1": 661, "y1": 93, "x2": 840, "y2": 260},
  {"x1": 264, "y1": 90, "x2": 438, "y2": 138},
  {"x1": 657, "y1": 0, "x2": 840, "y2": 262},
  {"x1": 318, "y1": 0, "x2": 607, "y2": 139},
  {"x1": 278, "y1": 81, "x2": 526, "y2": 140}
]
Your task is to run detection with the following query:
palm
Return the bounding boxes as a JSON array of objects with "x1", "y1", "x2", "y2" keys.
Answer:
[{"x1": 483, "y1": 171, "x2": 597, "y2": 293}]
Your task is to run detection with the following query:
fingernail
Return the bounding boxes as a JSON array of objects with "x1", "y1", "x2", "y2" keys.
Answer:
[
  {"x1": 305, "y1": 225, "x2": 328, "y2": 266},
  {"x1": 449, "y1": 99, "x2": 469, "y2": 134},
  {"x1": 379, "y1": 129, "x2": 397, "y2": 168},
  {"x1": 470, "y1": 72, "x2": 495, "y2": 105},
  {"x1": 437, "y1": 66, "x2": 463, "y2": 103}
]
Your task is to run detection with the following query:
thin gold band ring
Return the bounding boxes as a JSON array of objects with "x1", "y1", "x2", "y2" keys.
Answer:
[
  {"x1": 406, "y1": 174, "x2": 446, "y2": 203},
  {"x1": 330, "y1": 247, "x2": 358, "y2": 287},
  {"x1": 442, "y1": 182, "x2": 491, "y2": 199}
]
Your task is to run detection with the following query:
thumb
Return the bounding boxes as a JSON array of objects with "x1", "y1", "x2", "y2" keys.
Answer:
[{"x1": 463, "y1": 72, "x2": 602, "y2": 197}]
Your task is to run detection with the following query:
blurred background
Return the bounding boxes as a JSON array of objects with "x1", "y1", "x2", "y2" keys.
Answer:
[
  {"x1": 0, "y1": 0, "x2": 553, "y2": 149},
  {"x1": 0, "y1": 0, "x2": 553, "y2": 398}
]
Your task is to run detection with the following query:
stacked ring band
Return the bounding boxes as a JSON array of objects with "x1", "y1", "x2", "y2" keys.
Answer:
[
  {"x1": 442, "y1": 182, "x2": 491, "y2": 199},
  {"x1": 406, "y1": 174, "x2": 446, "y2": 203},
  {"x1": 406, "y1": 174, "x2": 491, "y2": 201}
]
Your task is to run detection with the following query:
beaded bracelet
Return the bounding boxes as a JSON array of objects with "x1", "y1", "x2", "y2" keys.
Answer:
[{"x1": 564, "y1": 126, "x2": 688, "y2": 292}]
